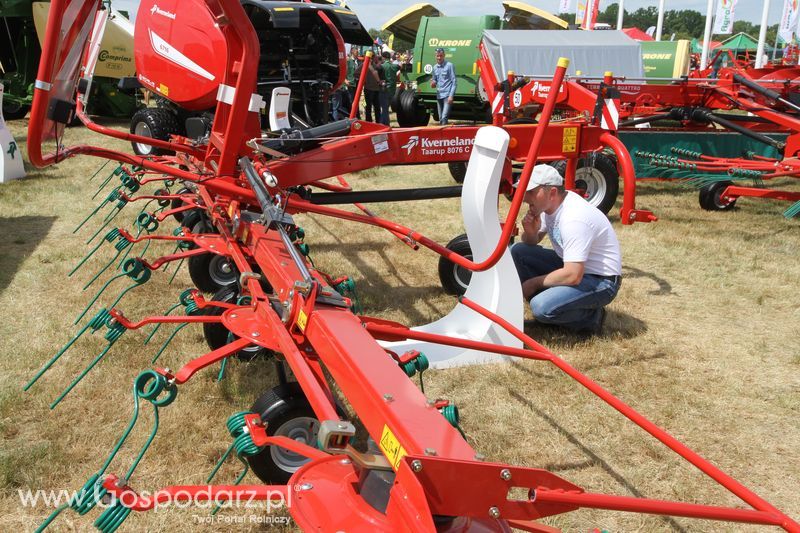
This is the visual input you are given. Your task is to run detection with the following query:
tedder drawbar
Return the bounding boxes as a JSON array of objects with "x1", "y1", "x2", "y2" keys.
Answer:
[{"x1": 22, "y1": 0, "x2": 798, "y2": 531}]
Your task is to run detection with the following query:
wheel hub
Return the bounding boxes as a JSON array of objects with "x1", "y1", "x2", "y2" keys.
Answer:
[
  {"x1": 270, "y1": 417, "x2": 320, "y2": 473},
  {"x1": 208, "y1": 255, "x2": 237, "y2": 286},
  {"x1": 575, "y1": 167, "x2": 607, "y2": 208},
  {"x1": 133, "y1": 122, "x2": 154, "y2": 155}
]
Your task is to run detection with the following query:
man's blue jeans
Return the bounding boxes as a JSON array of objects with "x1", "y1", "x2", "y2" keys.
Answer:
[
  {"x1": 510, "y1": 243, "x2": 621, "y2": 331},
  {"x1": 437, "y1": 97, "x2": 452, "y2": 125},
  {"x1": 379, "y1": 91, "x2": 391, "y2": 125}
]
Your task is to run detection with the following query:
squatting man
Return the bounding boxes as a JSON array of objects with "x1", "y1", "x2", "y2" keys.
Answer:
[{"x1": 511, "y1": 165, "x2": 622, "y2": 335}]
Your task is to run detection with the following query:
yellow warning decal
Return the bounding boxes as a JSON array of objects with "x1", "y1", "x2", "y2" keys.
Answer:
[
  {"x1": 297, "y1": 309, "x2": 308, "y2": 332},
  {"x1": 379, "y1": 424, "x2": 407, "y2": 471},
  {"x1": 158, "y1": 83, "x2": 169, "y2": 96},
  {"x1": 562, "y1": 127, "x2": 577, "y2": 153}
]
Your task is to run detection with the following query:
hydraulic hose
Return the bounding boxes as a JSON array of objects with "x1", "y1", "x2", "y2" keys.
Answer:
[{"x1": 733, "y1": 73, "x2": 800, "y2": 114}]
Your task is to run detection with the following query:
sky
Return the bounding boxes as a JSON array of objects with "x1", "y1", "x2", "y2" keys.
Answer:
[{"x1": 113, "y1": 1, "x2": 784, "y2": 34}]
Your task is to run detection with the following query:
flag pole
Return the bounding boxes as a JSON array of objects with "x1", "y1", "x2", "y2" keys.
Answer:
[
  {"x1": 755, "y1": 0, "x2": 771, "y2": 68},
  {"x1": 655, "y1": 0, "x2": 666, "y2": 41},
  {"x1": 617, "y1": 0, "x2": 625, "y2": 30},
  {"x1": 700, "y1": 0, "x2": 715, "y2": 69}
]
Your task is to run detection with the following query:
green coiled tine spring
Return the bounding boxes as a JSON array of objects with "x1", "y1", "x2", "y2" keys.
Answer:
[
  {"x1": 92, "y1": 165, "x2": 125, "y2": 199},
  {"x1": 206, "y1": 411, "x2": 265, "y2": 514},
  {"x1": 94, "y1": 501, "x2": 132, "y2": 533},
  {"x1": 86, "y1": 195, "x2": 130, "y2": 245},
  {"x1": 70, "y1": 228, "x2": 122, "y2": 277},
  {"x1": 151, "y1": 289, "x2": 201, "y2": 363},
  {"x1": 35, "y1": 474, "x2": 108, "y2": 533},
  {"x1": 24, "y1": 308, "x2": 112, "y2": 392},
  {"x1": 439, "y1": 404, "x2": 467, "y2": 439},
  {"x1": 87, "y1": 160, "x2": 112, "y2": 182},
  {"x1": 82, "y1": 233, "x2": 134, "y2": 290},
  {"x1": 334, "y1": 277, "x2": 362, "y2": 314},
  {"x1": 167, "y1": 227, "x2": 193, "y2": 283},
  {"x1": 49, "y1": 315, "x2": 128, "y2": 409},
  {"x1": 35, "y1": 370, "x2": 177, "y2": 532},
  {"x1": 117, "y1": 213, "x2": 160, "y2": 268},
  {"x1": 74, "y1": 258, "x2": 152, "y2": 325},
  {"x1": 74, "y1": 188, "x2": 123, "y2": 234},
  {"x1": 399, "y1": 351, "x2": 429, "y2": 393},
  {"x1": 783, "y1": 200, "x2": 800, "y2": 219}
]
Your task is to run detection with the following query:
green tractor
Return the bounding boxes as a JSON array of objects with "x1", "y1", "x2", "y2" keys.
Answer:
[
  {"x1": 0, "y1": 0, "x2": 139, "y2": 120},
  {"x1": 383, "y1": 1, "x2": 567, "y2": 127}
]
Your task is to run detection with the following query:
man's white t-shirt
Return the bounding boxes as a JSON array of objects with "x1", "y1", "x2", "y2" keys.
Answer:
[{"x1": 540, "y1": 191, "x2": 622, "y2": 276}]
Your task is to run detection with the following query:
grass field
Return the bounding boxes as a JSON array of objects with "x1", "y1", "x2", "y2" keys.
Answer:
[{"x1": 0, "y1": 118, "x2": 798, "y2": 532}]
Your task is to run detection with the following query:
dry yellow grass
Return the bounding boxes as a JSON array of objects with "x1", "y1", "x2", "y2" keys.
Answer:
[{"x1": 0, "y1": 118, "x2": 798, "y2": 532}]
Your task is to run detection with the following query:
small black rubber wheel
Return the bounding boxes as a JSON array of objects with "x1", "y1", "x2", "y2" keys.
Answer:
[
  {"x1": 551, "y1": 153, "x2": 619, "y2": 215},
  {"x1": 188, "y1": 240, "x2": 238, "y2": 293},
  {"x1": 170, "y1": 187, "x2": 192, "y2": 223},
  {"x1": 246, "y1": 382, "x2": 320, "y2": 484},
  {"x1": 203, "y1": 285, "x2": 271, "y2": 361},
  {"x1": 181, "y1": 210, "x2": 208, "y2": 234},
  {"x1": 438, "y1": 234, "x2": 474, "y2": 296},
  {"x1": 2, "y1": 102, "x2": 30, "y2": 120},
  {"x1": 448, "y1": 161, "x2": 467, "y2": 183},
  {"x1": 130, "y1": 107, "x2": 180, "y2": 156},
  {"x1": 699, "y1": 180, "x2": 737, "y2": 211}
]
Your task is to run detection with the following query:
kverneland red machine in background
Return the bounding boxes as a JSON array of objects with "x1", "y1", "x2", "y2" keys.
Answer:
[{"x1": 22, "y1": 0, "x2": 799, "y2": 531}]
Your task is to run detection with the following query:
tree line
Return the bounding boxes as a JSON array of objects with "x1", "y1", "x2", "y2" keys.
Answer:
[{"x1": 562, "y1": 3, "x2": 780, "y2": 43}]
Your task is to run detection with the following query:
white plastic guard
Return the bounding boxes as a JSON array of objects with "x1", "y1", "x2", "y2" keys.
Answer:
[
  {"x1": 269, "y1": 88, "x2": 292, "y2": 131},
  {"x1": 0, "y1": 83, "x2": 27, "y2": 184},
  {"x1": 380, "y1": 126, "x2": 523, "y2": 368}
]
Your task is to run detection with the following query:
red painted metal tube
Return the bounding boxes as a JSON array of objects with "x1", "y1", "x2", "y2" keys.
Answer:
[
  {"x1": 533, "y1": 490, "x2": 797, "y2": 530},
  {"x1": 111, "y1": 314, "x2": 223, "y2": 330},
  {"x1": 174, "y1": 337, "x2": 252, "y2": 383},
  {"x1": 456, "y1": 296, "x2": 800, "y2": 531},
  {"x1": 564, "y1": 157, "x2": 577, "y2": 191},
  {"x1": 364, "y1": 322, "x2": 551, "y2": 361},
  {"x1": 75, "y1": 100, "x2": 203, "y2": 157},
  {"x1": 350, "y1": 51, "x2": 372, "y2": 119},
  {"x1": 600, "y1": 132, "x2": 657, "y2": 224},
  {"x1": 723, "y1": 186, "x2": 800, "y2": 202}
]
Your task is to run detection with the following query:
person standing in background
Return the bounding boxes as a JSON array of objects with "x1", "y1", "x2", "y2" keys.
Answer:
[
  {"x1": 345, "y1": 46, "x2": 360, "y2": 119},
  {"x1": 380, "y1": 51, "x2": 399, "y2": 125},
  {"x1": 430, "y1": 47, "x2": 456, "y2": 125},
  {"x1": 363, "y1": 53, "x2": 383, "y2": 123}
]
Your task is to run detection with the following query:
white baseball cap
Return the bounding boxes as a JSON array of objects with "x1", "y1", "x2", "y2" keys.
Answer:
[{"x1": 513, "y1": 164, "x2": 564, "y2": 191}]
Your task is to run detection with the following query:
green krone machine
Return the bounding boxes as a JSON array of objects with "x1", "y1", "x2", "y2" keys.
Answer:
[
  {"x1": 384, "y1": 2, "x2": 567, "y2": 127},
  {"x1": 1, "y1": 0, "x2": 139, "y2": 120}
]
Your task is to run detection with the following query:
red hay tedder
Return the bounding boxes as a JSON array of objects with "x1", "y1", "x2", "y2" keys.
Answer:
[
  {"x1": 22, "y1": 0, "x2": 799, "y2": 531},
  {"x1": 478, "y1": 39, "x2": 800, "y2": 216}
]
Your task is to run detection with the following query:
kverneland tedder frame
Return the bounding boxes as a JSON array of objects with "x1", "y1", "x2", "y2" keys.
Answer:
[{"x1": 22, "y1": 0, "x2": 799, "y2": 531}]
